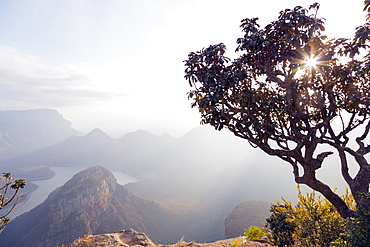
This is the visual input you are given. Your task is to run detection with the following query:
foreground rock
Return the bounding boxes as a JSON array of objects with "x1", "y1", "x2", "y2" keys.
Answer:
[
  {"x1": 67, "y1": 229, "x2": 275, "y2": 247},
  {"x1": 67, "y1": 229, "x2": 155, "y2": 247}
]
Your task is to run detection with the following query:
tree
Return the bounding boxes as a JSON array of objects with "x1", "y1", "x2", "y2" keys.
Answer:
[
  {"x1": 184, "y1": 2, "x2": 370, "y2": 220},
  {"x1": 0, "y1": 172, "x2": 26, "y2": 230}
]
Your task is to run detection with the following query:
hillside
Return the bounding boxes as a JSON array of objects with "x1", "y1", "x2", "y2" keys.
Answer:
[
  {"x1": 0, "y1": 166, "x2": 237, "y2": 246},
  {"x1": 0, "y1": 166, "x2": 276, "y2": 246},
  {"x1": 225, "y1": 201, "x2": 271, "y2": 238}
]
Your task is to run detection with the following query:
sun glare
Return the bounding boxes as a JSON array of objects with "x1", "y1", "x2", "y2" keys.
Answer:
[{"x1": 306, "y1": 57, "x2": 318, "y2": 67}]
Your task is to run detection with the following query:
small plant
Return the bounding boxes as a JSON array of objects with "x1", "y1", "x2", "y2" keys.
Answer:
[
  {"x1": 230, "y1": 238, "x2": 243, "y2": 247},
  {"x1": 0, "y1": 172, "x2": 26, "y2": 230},
  {"x1": 244, "y1": 225, "x2": 266, "y2": 241}
]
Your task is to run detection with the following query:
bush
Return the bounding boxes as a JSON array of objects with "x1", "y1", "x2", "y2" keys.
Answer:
[
  {"x1": 339, "y1": 212, "x2": 370, "y2": 247},
  {"x1": 265, "y1": 205, "x2": 295, "y2": 247},
  {"x1": 244, "y1": 225, "x2": 266, "y2": 241},
  {"x1": 230, "y1": 239, "x2": 243, "y2": 247},
  {"x1": 265, "y1": 186, "x2": 355, "y2": 247}
]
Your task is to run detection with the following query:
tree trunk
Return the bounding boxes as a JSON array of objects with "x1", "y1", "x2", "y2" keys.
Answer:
[{"x1": 300, "y1": 168, "x2": 355, "y2": 219}]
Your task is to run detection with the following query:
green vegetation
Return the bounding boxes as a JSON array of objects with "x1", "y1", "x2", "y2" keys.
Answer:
[
  {"x1": 265, "y1": 204, "x2": 295, "y2": 247},
  {"x1": 230, "y1": 239, "x2": 243, "y2": 247},
  {"x1": 344, "y1": 212, "x2": 370, "y2": 246},
  {"x1": 185, "y1": 0, "x2": 370, "y2": 223},
  {"x1": 244, "y1": 225, "x2": 266, "y2": 241},
  {"x1": 265, "y1": 186, "x2": 355, "y2": 247},
  {"x1": 0, "y1": 172, "x2": 26, "y2": 230}
]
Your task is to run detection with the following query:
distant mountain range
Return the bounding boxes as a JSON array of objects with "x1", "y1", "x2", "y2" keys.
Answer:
[
  {"x1": 0, "y1": 108, "x2": 344, "y2": 244},
  {"x1": 0, "y1": 109, "x2": 298, "y2": 242}
]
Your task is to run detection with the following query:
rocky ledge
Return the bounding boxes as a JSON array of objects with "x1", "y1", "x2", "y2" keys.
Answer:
[{"x1": 66, "y1": 229, "x2": 275, "y2": 247}]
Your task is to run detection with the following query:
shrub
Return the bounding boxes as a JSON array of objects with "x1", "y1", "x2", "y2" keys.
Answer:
[
  {"x1": 265, "y1": 186, "x2": 355, "y2": 247},
  {"x1": 230, "y1": 239, "x2": 243, "y2": 247},
  {"x1": 265, "y1": 205, "x2": 295, "y2": 247},
  {"x1": 339, "y1": 211, "x2": 370, "y2": 247},
  {"x1": 244, "y1": 225, "x2": 266, "y2": 241}
]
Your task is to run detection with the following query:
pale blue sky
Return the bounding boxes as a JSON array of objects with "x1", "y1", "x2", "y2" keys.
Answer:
[{"x1": 0, "y1": 0, "x2": 365, "y2": 137}]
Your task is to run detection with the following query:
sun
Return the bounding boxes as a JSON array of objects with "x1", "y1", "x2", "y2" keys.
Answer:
[{"x1": 305, "y1": 57, "x2": 318, "y2": 67}]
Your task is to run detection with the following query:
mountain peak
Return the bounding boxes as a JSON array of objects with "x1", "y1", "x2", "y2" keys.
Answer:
[
  {"x1": 62, "y1": 166, "x2": 118, "y2": 195},
  {"x1": 0, "y1": 166, "x2": 178, "y2": 246},
  {"x1": 84, "y1": 128, "x2": 111, "y2": 139},
  {"x1": 0, "y1": 166, "x2": 122, "y2": 247}
]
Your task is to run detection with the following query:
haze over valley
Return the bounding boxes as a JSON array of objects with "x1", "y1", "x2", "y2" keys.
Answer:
[
  {"x1": 0, "y1": 1, "x2": 368, "y2": 246},
  {"x1": 0, "y1": 109, "x2": 352, "y2": 246}
]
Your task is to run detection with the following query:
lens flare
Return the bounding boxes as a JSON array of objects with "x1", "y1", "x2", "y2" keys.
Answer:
[{"x1": 306, "y1": 57, "x2": 318, "y2": 67}]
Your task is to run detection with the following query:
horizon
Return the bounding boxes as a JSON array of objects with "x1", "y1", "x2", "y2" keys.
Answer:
[{"x1": 0, "y1": 0, "x2": 365, "y2": 138}]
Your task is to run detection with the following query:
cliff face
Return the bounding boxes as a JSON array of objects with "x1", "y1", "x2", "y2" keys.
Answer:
[
  {"x1": 0, "y1": 109, "x2": 82, "y2": 161},
  {"x1": 0, "y1": 166, "x2": 181, "y2": 247}
]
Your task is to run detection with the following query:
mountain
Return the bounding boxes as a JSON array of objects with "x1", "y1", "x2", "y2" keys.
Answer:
[
  {"x1": 0, "y1": 166, "x2": 201, "y2": 247},
  {"x1": 0, "y1": 128, "x2": 174, "y2": 172},
  {"x1": 0, "y1": 109, "x2": 347, "y2": 244},
  {"x1": 225, "y1": 201, "x2": 271, "y2": 238},
  {"x1": 0, "y1": 109, "x2": 82, "y2": 161},
  {"x1": 0, "y1": 124, "x2": 298, "y2": 242},
  {"x1": 4, "y1": 128, "x2": 115, "y2": 167}
]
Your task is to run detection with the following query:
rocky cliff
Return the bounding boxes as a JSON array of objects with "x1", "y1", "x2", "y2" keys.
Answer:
[
  {"x1": 0, "y1": 109, "x2": 82, "y2": 161},
  {"x1": 0, "y1": 166, "x2": 190, "y2": 247}
]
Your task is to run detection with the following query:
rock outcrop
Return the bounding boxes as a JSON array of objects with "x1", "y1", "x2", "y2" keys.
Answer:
[
  {"x1": 66, "y1": 228, "x2": 156, "y2": 247},
  {"x1": 66, "y1": 228, "x2": 275, "y2": 247},
  {"x1": 225, "y1": 201, "x2": 270, "y2": 238}
]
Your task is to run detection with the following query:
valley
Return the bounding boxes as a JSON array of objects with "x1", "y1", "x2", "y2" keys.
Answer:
[{"x1": 0, "y1": 109, "x2": 343, "y2": 246}]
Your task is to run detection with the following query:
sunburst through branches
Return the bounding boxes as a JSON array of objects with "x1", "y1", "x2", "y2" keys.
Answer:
[
  {"x1": 293, "y1": 47, "x2": 329, "y2": 78},
  {"x1": 305, "y1": 57, "x2": 318, "y2": 67}
]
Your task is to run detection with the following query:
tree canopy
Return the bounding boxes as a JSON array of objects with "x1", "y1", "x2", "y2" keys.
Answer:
[{"x1": 184, "y1": 3, "x2": 370, "y2": 219}]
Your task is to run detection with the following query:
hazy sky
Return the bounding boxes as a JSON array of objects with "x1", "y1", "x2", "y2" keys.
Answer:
[{"x1": 0, "y1": 0, "x2": 366, "y2": 137}]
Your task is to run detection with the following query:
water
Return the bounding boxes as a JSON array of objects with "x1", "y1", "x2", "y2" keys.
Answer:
[{"x1": 9, "y1": 165, "x2": 137, "y2": 218}]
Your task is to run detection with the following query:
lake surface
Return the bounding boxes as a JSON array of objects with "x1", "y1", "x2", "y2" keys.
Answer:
[{"x1": 9, "y1": 165, "x2": 137, "y2": 218}]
